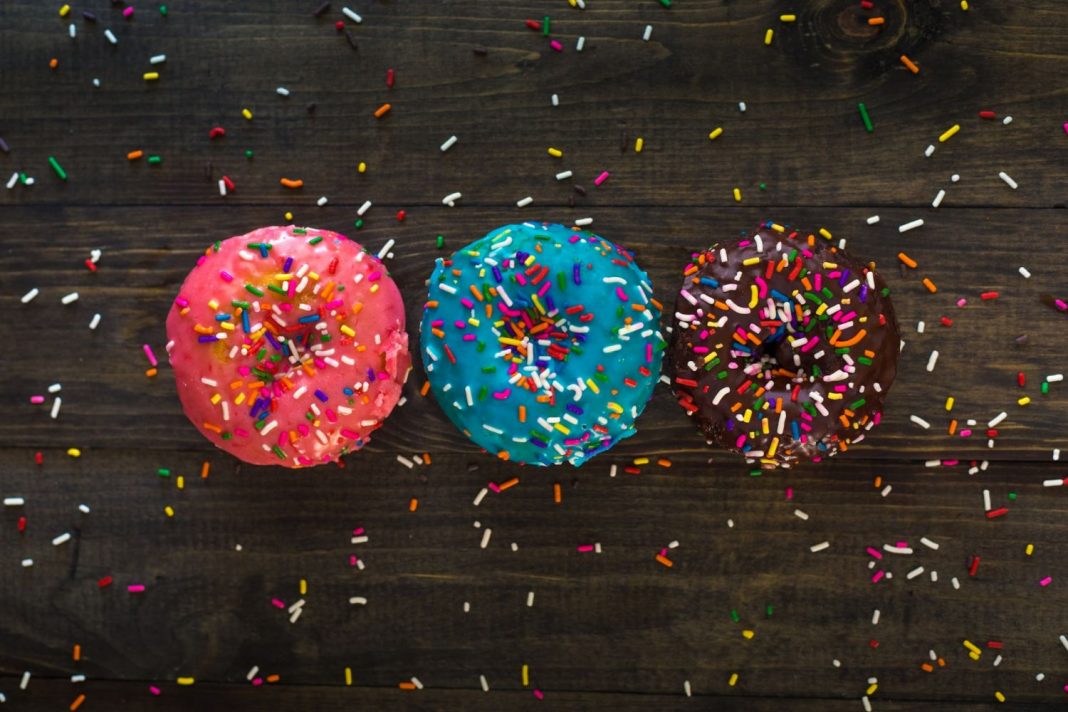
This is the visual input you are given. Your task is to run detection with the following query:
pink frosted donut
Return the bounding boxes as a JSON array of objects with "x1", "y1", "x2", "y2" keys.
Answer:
[{"x1": 165, "y1": 226, "x2": 411, "y2": 467}]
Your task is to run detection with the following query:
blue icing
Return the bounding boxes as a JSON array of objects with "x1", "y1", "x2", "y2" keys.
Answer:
[{"x1": 420, "y1": 222, "x2": 665, "y2": 466}]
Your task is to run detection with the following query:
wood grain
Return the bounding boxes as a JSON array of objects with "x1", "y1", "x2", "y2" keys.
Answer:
[{"x1": 0, "y1": 1, "x2": 1065, "y2": 208}]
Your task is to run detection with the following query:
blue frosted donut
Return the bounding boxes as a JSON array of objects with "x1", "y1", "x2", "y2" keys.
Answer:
[{"x1": 420, "y1": 222, "x2": 665, "y2": 466}]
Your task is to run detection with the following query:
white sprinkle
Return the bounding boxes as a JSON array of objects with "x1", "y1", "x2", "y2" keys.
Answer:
[
  {"x1": 932, "y1": 189, "x2": 946, "y2": 208},
  {"x1": 341, "y1": 7, "x2": 363, "y2": 23},
  {"x1": 951, "y1": 577, "x2": 960, "y2": 589},
  {"x1": 89, "y1": 312, "x2": 101, "y2": 330},
  {"x1": 916, "y1": 320, "x2": 925, "y2": 333},
  {"x1": 78, "y1": 504, "x2": 90, "y2": 514},
  {"x1": 909, "y1": 415, "x2": 930, "y2": 429},
  {"x1": 105, "y1": 28, "x2": 118, "y2": 44},
  {"x1": 862, "y1": 696, "x2": 872, "y2": 712},
  {"x1": 1036, "y1": 673, "x2": 1045, "y2": 681},
  {"x1": 20, "y1": 288, "x2": 39, "y2": 303},
  {"x1": 442, "y1": 191, "x2": 462, "y2": 206},
  {"x1": 610, "y1": 464, "x2": 618, "y2": 478},
  {"x1": 872, "y1": 609, "x2": 880, "y2": 625},
  {"x1": 411, "y1": 677, "x2": 423, "y2": 690},
  {"x1": 21, "y1": 558, "x2": 33, "y2": 568},
  {"x1": 642, "y1": 24, "x2": 653, "y2": 41},
  {"x1": 526, "y1": 591, "x2": 535, "y2": 607},
  {"x1": 865, "y1": 215, "x2": 880, "y2": 225},
  {"x1": 1060, "y1": 634, "x2": 1068, "y2": 652},
  {"x1": 920, "y1": 537, "x2": 940, "y2": 550},
  {"x1": 1054, "y1": 449, "x2": 1062, "y2": 462},
  {"x1": 832, "y1": 659, "x2": 841, "y2": 668},
  {"x1": 92, "y1": 78, "x2": 100, "y2": 87},
  {"x1": 7, "y1": 172, "x2": 20, "y2": 189},
  {"x1": 150, "y1": 54, "x2": 167, "y2": 64},
  {"x1": 69, "y1": 22, "x2": 76, "y2": 38},
  {"x1": 276, "y1": 86, "x2": 290, "y2": 97},
  {"x1": 924, "y1": 144, "x2": 935, "y2": 157},
  {"x1": 988, "y1": 411, "x2": 1007, "y2": 428},
  {"x1": 576, "y1": 36, "x2": 585, "y2": 51},
  {"x1": 463, "y1": 602, "x2": 471, "y2": 613},
  {"x1": 218, "y1": 179, "x2": 227, "y2": 196},
  {"x1": 573, "y1": 217, "x2": 593, "y2": 227},
  {"x1": 50, "y1": 398, "x2": 62, "y2": 419},
  {"x1": 998, "y1": 171, "x2": 1018, "y2": 189},
  {"x1": 951, "y1": 173, "x2": 961, "y2": 182},
  {"x1": 906, "y1": 566, "x2": 925, "y2": 580},
  {"x1": 473, "y1": 488, "x2": 488, "y2": 506},
  {"x1": 899, "y1": 218, "x2": 924, "y2": 233},
  {"x1": 289, "y1": 607, "x2": 302, "y2": 623},
  {"x1": 50, "y1": 384, "x2": 62, "y2": 395},
  {"x1": 809, "y1": 541, "x2": 830, "y2": 553},
  {"x1": 245, "y1": 666, "x2": 260, "y2": 681},
  {"x1": 983, "y1": 489, "x2": 992, "y2": 511},
  {"x1": 738, "y1": 101, "x2": 747, "y2": 112},
  {"x1": 349, "y1": 596, "x2": 368, "y2": 605},
  {"x1": 440, "y1": 135, "x2": 458, "y2": 152},
  {"x1": 551, "y1": 94, "x2": 559, "y2": 107},
  {"x1": 555, "y1": 170, "x2": 573, "y2": 181},
  {"x1": 684, "y1": 680, "x2": 692, "y2": 697},
  {"x1": 794, "y1": 509, "x2": 809, "y2": 521},
  {"x1": 396, "y1": 455, "x2": 414, "y2": 469},
  {"x1": 1049, "y1": 374, "x2": 1064, "y2": 382},
  {"x1": 351, "y1": 535, "x2": 369, "y2": 544},
  {"x1": 926, "y1": 350, "x2": 939, "y2": 372},
  {"x1": 880, "y1": 485, "x2": 892, "y2": 497},
  {"x1": 52, "y1": 532, "x2": 71, "y2": 546},
  {"x1": 71, "y1": 675, "x2": 86, "y2": 683},
  {"x1": 376, "y1": 238, "x2": 395, "y2": 260},
  {"x1": 317, "y1": 196, "x2": 329, "y2": 207},
  {"x1": 1003, "y1": 116, "x2": 1013, "y2": 125},
  {"x1": 516, "y1": 196, "x2": 533, "y2": 208},
  {"x1": 480, "y1": 528, "x2": 492, "y2": 549},
  {"x1": 3, "y1": 498, "x2": 25, "y2": 507},
  {"x1": 1019, "y1": 266, "x2": 1031, "y2": 278},
  {"x1": 61, "y1": 292, "x2": 79, "y2": 305},
  {"x1": 884, "y1": 544, "x2": 913, "y2": 554},
  {"x1": 357, "y1": 200, "x2": 372, "y2": 216},
  {"x1": 19, "y1": 672, "x2": 30, "y2": 690}
]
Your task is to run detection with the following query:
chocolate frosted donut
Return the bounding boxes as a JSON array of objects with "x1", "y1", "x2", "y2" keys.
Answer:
[{"x1": 669, "y1": 224, "x2": 900, "y2": 468}]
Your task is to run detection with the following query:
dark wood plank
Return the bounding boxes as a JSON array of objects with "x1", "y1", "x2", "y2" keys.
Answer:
[
  {"x1": 0, "y1": 1, "x2": 1064, "y2": 208},
  {"x1": 2, "y1": 205, "x2": 1064, "y2": 461},
  {"x1": 1, "y1": 449, "x2": 1066, "y2": 703}
]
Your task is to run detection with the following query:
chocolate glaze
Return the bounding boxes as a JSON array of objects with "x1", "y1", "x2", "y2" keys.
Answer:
[{"x1": 669, "y1": 225, "x2": 900, "y2": 468}]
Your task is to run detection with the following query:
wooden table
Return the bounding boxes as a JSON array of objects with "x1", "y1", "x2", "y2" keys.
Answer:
[{"x1": 2, "y1": 1, "x2": 1067, "y2": 709}]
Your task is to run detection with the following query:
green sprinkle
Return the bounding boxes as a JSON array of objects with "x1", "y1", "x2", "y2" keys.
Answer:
[
  {"x1": 730, "y1": 609, "x2": 740, "y2": 622},
  {"x1": 765, "y1": 604, "x2": 774, "y2": 618},
  {"x1": 272, "y1": 445, "x2": 286, "y2": 460},
  {"x1": 759, "y1": 182, "x2": 767, "y2": 191},
  {"x1": 354, "y1": 219, "x2": 363, "y2": 229},
  {"x1": 159, "y1": 5, "x2": 167, "y2": 15},
  {"x1": 244, "y1": 149, "x2": 254, "y2": 159},
  {"x1": 308, "y1": 236, "x2": 323, "y2": 245},
  {"x1": 292, "y1": 228, "x2": 307, "y2": 235},
  {"x1": 147, "y1": 155, "x2": 162, "y2": 164},
  {"x1": 19, "y1": 172, "x2": 29, "y2": 185},
  {"x1": 478, "y1": 385, "x2": 488, "y2": 401},
  {"x1": 244, "y1": 284, "x2": 264, "y2": 297},
  {"x1": 659, "y1": 0, "x2": 672, "y2": 6},
  {"x1": 221, "y1": 432, "x2": 232, "y2": 440},
  {"x1": 850, "y1": 398, "x2": 866, "y2": 410},
  {"x1": 543, "y1": 16, "x2": 550, "y2": 36},
  {"x1": 231, "y1": 300, "x2": 250, "y2": 309},
  {"x1": 1008, "y1": 492, "x2": 1017, "y2": 501},
  {"x1": 48, "y1": 156, "x2": 67, "y2": 181},
  {"x1": 749, "y1": 469, "x2": 762, "y2": 477},
  {"x1": 157, "y1": 468, "x2": 171, "y2": 477},
  {"x1": 267, "y1": 283, "x2": 287, "y2": 295},
  {"x1": 857, "y1": 102, "x2": 874, "y2": 133},
  {"x1": 436, "y1": 235, "x2": 444, "y2": 249}
]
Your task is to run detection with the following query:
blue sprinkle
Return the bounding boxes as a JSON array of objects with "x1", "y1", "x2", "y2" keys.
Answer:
[
  {"x1": 791, "y1": 421, "x2": 800, "y2": 440},
  {"x1": 214, "y1": 313, "x2": 232, "y2": 321},
  {"x1": 343, "y1": 387, "x2": 354, "y2": 396},
  {"x1": 314, "y1": 389, "x2": 328, "y2": 402},
  {"x1": 699, "y1": 277, "x2": 719, "y2": 288},
  {"x1": 573, "y1": 263, "x2": 581, "y2": 285},
  {"x1": 529, "y1": 437, "x2": 547, "y2": 449},
  {"x1": 242, "y1": 310, "x2": 251, "y2": 333},
  {"x1": 298, "y1": 314, "x2": 319, "y2": 324},
  {"x1": 265, "y1": 332, "x2": 282, "y2": 350}
]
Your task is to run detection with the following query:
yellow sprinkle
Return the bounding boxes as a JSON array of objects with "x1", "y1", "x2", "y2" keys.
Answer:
[
  {"x1": 770, "y1": 223, "x2": 785, "y2": 232},
  {"x1": 164, "y1": 506, "x2": 175, "y2": 518},
  {"x1": 357, "y1": 162, "x2": 367, "y2": 173},
  {"x1": 866, "y1": 683, "x2": 878, "y2": 696},
  {"x1": 742, "y1": 629, "x2": 755, "y2": 639},
  {"x1": 963, "y1": 639, "x2": 981, "y2": 654},
  {"x1": 143, "y1": 72, "x2": 160, "y2": 81},
  {"x1": 708, "y1": 127, "x2": 724, "y2": 141},
  {"x1": 521, "y1": 664, "x2": 529, "y2": 687},
  {"x1": 242, "y1": 108, "x2": 253, "y2": 120},
  {"x1": 733, "y1": 187, "x2": 742, "y2": 202},
  {"x1": 764, "y1": 28, "x2": 774, "y2": 45},
  {"x1": 67, "y1": 448, "x2": 81, "y2": 458},
  {"x1": 552, "y1": 422, "x2": 571, "y2": 435},
  {"x1": 345, "y1": 667, "x2": 353, "y2": 686},
  {"x1": 1026, "y1": 543, "x2": 1034, "y2": 556},
  {"x1": 585, "y1": 378, "x2": 600, "y2": 394},
  {"x1": 995, "y1": 691, "x2": 1005, "y2": 703},
  {"x1": 340, "y1": 324, "x2": 356, "y2": 337},
  {"x1": 177, "y1": 476, "x2": 185, "y2": 490},
  {"x1": 220, "y1": 322, "x2": 235, "y2": 331},
  {"x1": 633, "y1": 457, "x2": 650, "y2": 466},
  {"x1": 742, "y1": 257, "x2": 761, "y2": 266},
  {"x1": 547, "y1": 147, "x2": 563, "y2": 158},
  {"x1": 634, "y1": 137, "x2": 644, "y2": 153},
  {"x1": 961, "y1": 0, "x2": 969, "y2": 9},
  {"x1": 780, "y1": 14, "x2": 796, "y2": 22},
  {"x1": 728, "y1": 673, "x2": 739, "y2": 686},
  {"x1": 945, "y1": 397, "x2": 954, "y2": 411},
  {"x1": 819, "y1": 228, "x2": 833, "y2": 239},
  {"x1": 300, "y1": 579, "x2": 307, "y2": 595},
  {"x1": 59, "y1": 4, "x2": 71, "y2": 17},
  {"x1": 176, "y1": 677, "x2": 195, "y2": 686},
  {"x1": 938, "y1": 124, "x2": 960, "y2": 142},
  {"x1": 768, "y1": 437, "x2": 779, "y2": 458},
  {"x1": 208, "y1": 299, "x2": 219, "y2": 310},
  {"x1": 284, "y1": 211, "x2": 294, "y2": 220},
  {"x1": 1019, "y1": 396, "x2": 1031, "y2": 406},
  {"x1": 969, "y1": 651, "x2": 981, "y2": 661}
]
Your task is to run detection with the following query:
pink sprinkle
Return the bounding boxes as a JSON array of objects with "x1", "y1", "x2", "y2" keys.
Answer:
[
  {"x1": 577, "y1": 544, "x2": 594, "y2": 552},
  {"x1": 488, "y1": 482, "x2": 501, "y2": 493},
  {"x1": 593, "y1": 171, "x2": 610, "y2": 186},
  {"x1": 872, "y1": 570, "x2": 885, "y2": 583},
  {"x1": 959, "y1": 429, "x2": 973, "y2": 438},
  {"x1": 271, "y1": 598, "x2": 286, "y2": 609},
  {"x1": 895, "y1": 541, "x2": 909, "y2": 548},
  {"x1": 143, "y1": 344, "x2": 158, "y2": 366},
  {"x1": 956, "y1": 298, "x2": 967, "y2": 307},
  {"x1": 533, "y1": 689, "x2": 544, "y2": 700},
  {"x1": 550, "y1": 40, "x2": 563, "y2": 52},
  {"x1": 149, "y1": 686, "x2": 161, "y2": 696},
  {"x1": 123, "y1": 6, "x2": 134, "y2": 18},
  {"x1": 1064, "y1": 123, "x2": 1068, "y2": 135},
  {"x1": 785, "y1": 487, "x2": 793, "y2": 500},
  {"x1": 1040, "y1": 576, "x2": 1052, "y2": 586},
  {"x1": 866, "y1": 547, "x2": 883, "y2": 560},
  {"x1": 252, "y1": 678, "x2": 263, "y2": 687},
  {"x1": 219, "y1": 270, "x2": 234, "y2": 282},
  {"x1": 349, "y1": 555, "x2": 358, "y2": 566},
  {"x1": 128, "y1": 584, "x2": 145, "y2": 593},
  {"x1": 30, "y1": 395, "x2": 45, "y2": 404},
  {"x1": 353, "y1": 527, "x2": 365, "y2": 535},
  {"x1": 175, "y1": 296, "x2": 189, "y2": 307}
]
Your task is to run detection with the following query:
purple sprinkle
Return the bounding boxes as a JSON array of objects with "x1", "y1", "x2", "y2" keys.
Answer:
[
  {"x1": 367, "y1": 368, "x2": 376, "y2": 382},
  {"x1": 573, "y1": 263, "x2": 581, "y2": 285},
  {"x1": 492, "y1": 266, "x2": 503, "y2": 283},
  {"x1": 283, "y1": 257, "x2": 293, "y2": 272},
  {"x1": 0, "y1": 137, "x2": 9, "y2": 153},
  {"x1": 314, "y1": 389, "x2": 328, "y2": 402},
  {"x1": 838, "y1": 269, "x2": 850, "y2": 287},
  {"x1": 197, "y1": 335, "x2": 217, "y2": 343}
]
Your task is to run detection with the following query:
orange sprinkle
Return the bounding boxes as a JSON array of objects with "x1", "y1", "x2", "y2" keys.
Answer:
[
  {"x1": 423, "y1": 453, "x2": 432, "y2": 465},
  {"x1": 657, "y1": 458, "x2": 672, "y2": 468},
  {"x1": 900, "y1": 55, "x2": 920, "y2": 73},
  {"x1": 398, "y1": 682, "x2": 417, "y2": 690},
  {"x1": 921, "y1": 663, "x2": 934, "y2": 672},
  {"x1": 420, "y1": 380, "x2": 431, "y2": 396},
  {"x1": 868, "y1": 17, "x2": 885, "y2": 25},
  {"x1": 202, "y1": 422, "x2": 222, "y2": 434},
  {"x1": 831, "y1": 328, "x2": 867, "y2": 348},
  {"x1": 518, "y1": 405, "x2": 526, "y2": 422},
  {"x1": 897, "y1": 252, "x2": 918, "y2": 268},
  {"x1": 266, "y1": 674, "x2": 280, "y2": 683},
  {"x1": 553, "y1": 482, "x2": 561, "y2": 503},
  {"x1": 50, "y1": 58, "x2": 59, "y2": 70},
  {"x1": 127, "y1": 150, "x2": 144, "y2": 161},
  {"x1": 409, "y1": 497, "x2": 418, "y2": 512},
  {"x1": 201, "y1": 462, "x2": 210, "y2": 479},
  {"x1": 73, "y1": 644, "x2": 81, "y2": 661},
  {"x1": 656, "y1": 554, "x2": 674, "y2": 568},
  {"x1": 948, "y1": 419, "x2": 958, "y2": 435},
  {"x1": 374, "y1": 103, "x2": 392, "y2": 118},
  {"x1": 279, "y1": 178, "x2": 304, "y2": 189},
  {"x1": 874, "y1": 476, "x2": 882, "y2": 488},
  {"x1": 922, "y1": 277, "x2": 938, "y2": 293},
  {"x1": 145, "y1": 368, "x2": 158, "y2": 377},
  {"x1": 498, "y1": 477, "x2": 520, "y2": 491},
  {"x1": 937, "y1": 657, "x2": 946, "y2": 667},
  {"x1": 70, "y1": 695, "x2": 86, "y2": 711}
]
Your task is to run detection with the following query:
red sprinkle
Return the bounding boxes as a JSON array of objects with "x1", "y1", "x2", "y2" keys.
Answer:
[
  {"x1": 34, "y1": 451, "x2": 43, "y2": 465},
  {"x1": 869, "y1": 639, "x2": 879, "y2": 648},
  {"x1": 386, "y1": 68, "x2": 395, "y2": 88},
  {"x1": 986, "y1": 507, "x2": 1009, "y2": 519},
  {"x1": 980, "y1": 291, "x2": 1000, "y2": 300},
  {"x1": 968, "y1": 556, "x2": 981, "y2": 577},
  {"x1": 525, "y1": 19, "x2": 541, "y2": 30},
  {"x1": 396, "y1": 210, "x2": 406, "y2": 222},
  {"x1": 85, "y1": 258, "x2": 97, "y2": 272},
  {"x1": 17, "y1": 516, "x2": 26, "y2": 533},
  {"x1": 209, "y1": 126, "x2": 226, "y2": 139},
  {"x1": 98, "y1": 576, "x2": 114, "y2": 588},
  {"x1": 222, "y1": 175, "x2": 235, "y2": 191},
  {"x1": 987, "y1": 641, "x2": 1004, "y2": 649},
  {"x1": 1018, "y1": 372, "x2": 1026, "y2": 387},
  {"x1": 978, "y1": 110, "x2": 997, "y2": 119},
  {"x1": 335, "y1": 20, "x2": 344, "y2": 31},
  {"x1": 940, "y1": 317, "x2": 953, "y2": 327}
]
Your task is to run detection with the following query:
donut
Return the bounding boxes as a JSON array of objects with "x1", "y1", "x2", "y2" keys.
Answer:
[
  {"x1": 669, "y1": 224, "x2": 900, "y2": 468},
  {"x1": 165, "y1": 226, "x2": 411, "y2": 467},
  {"x1": 420, "y1": 222, "x2": 665, "y2": 466}
]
